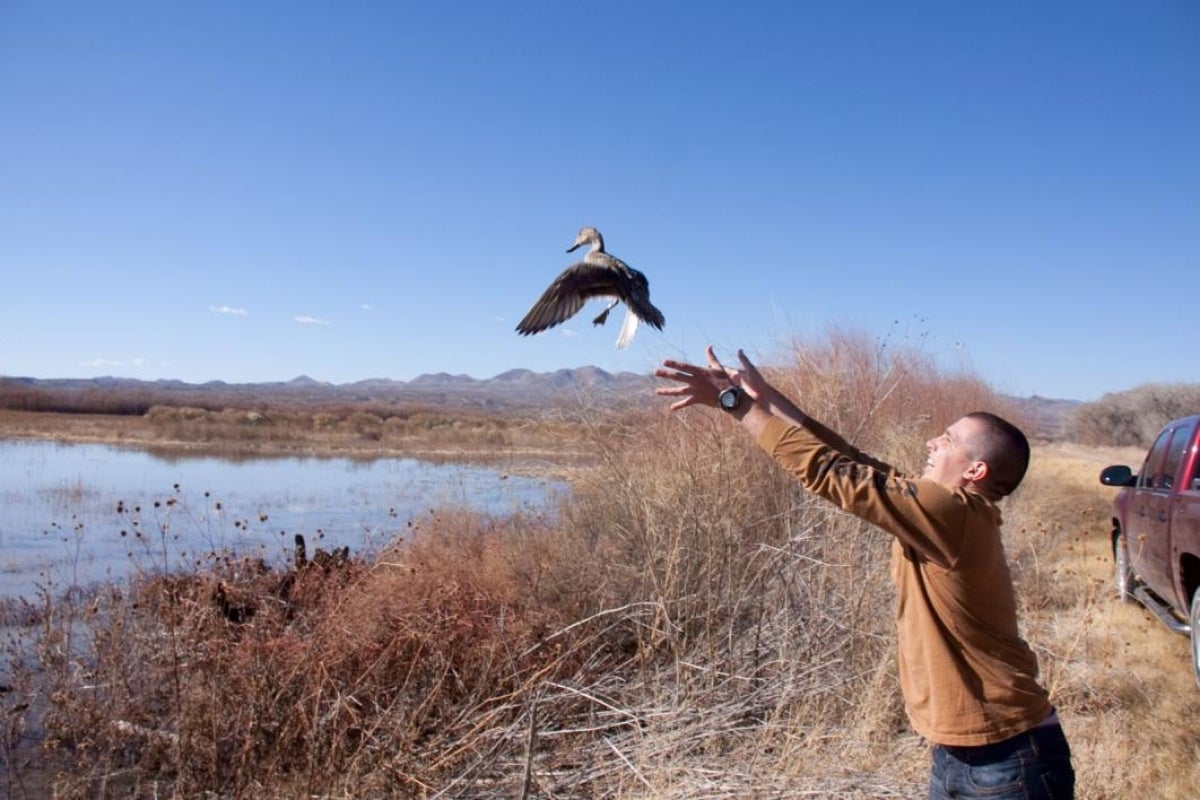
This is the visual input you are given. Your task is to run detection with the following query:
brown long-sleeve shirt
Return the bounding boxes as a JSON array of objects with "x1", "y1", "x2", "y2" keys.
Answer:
[{"x1": 756, "y1": 415, "x2": 1051, "y2": 746}]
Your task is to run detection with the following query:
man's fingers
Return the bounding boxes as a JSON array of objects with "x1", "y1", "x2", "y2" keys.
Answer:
[
  {"x1": 658, "y1": 359, "x2": 704, "y2": 375},
  {"x1": 705, "y1": 346, "x2": 729, "y2": 376},
  {"x1": 654, "y1": 385, "x2": 689, "y2": 396},
  {"x1": 736, "y1": 349, "x2": 763, "y2": 383},
  {"x1": 655, "y1": 371, "x2": 703, "y2": 388}
]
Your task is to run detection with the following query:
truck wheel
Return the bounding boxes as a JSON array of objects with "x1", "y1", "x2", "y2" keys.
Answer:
[
  {"x1": 1114, "y1": 532, "x2": 1134, "y2": 602},
  {"x1": 1191, "y1": 590, "x2": 1200, "y2": 689}
]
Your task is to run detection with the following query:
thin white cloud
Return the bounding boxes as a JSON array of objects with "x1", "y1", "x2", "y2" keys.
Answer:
[
  {"x1": 361, "y1": 303, "x2": 374, "y2": 312},
  {"x1": 211, "y1": 305, "x2": 247, "y2": 316},
  {"x1": 294, "y1": 315, "x2": 331, "y2": 326},
  {"x1": 83, "y1": 357, "x2": 148, "y2": 370}
]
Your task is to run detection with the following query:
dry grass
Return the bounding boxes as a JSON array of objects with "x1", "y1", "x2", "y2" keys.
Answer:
[
  {"x1": 1003, "y1": 443, "x2": 1200, "y2": 799},
  {"x1": 0, "y1": 405, "x2": 607, "y2": 472},
  {"x1": 2, "y1": 331, "x2": 1197, "y2": 798}
]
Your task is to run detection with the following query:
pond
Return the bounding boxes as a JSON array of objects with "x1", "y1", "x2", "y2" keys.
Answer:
[{"x1": 0, "y1": 440, "x2": 567, "y2": 599}]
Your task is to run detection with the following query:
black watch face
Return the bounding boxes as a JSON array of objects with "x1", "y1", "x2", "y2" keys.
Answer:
[{"x1": 720, "y1": 388, "x2": 739, "y2": 409}]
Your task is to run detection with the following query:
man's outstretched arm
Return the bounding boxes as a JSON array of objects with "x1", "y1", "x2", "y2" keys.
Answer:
[{"x1": 655, "y1": 346, "x2": 893, "y2": 473}]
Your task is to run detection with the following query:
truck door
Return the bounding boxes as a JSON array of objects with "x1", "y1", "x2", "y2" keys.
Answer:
[
  {"x1": 1137, "y1": 422, "x2": 1196, "y2": 605},
  {"x1": 1167, "y1": 425, "x2": 1200, "y2": 609},
  {"x1": 1128, "y1": 427, "x2": 1173, "y2": 599}
]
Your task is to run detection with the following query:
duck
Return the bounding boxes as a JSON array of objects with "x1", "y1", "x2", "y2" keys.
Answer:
[{"x1": 515, "y1": 227, "x2": 665, "y2": 349}]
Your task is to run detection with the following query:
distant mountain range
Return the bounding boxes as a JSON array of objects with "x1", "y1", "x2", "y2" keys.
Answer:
[
  {"x1": 0, "y1": 368, "x2": 1082, "y2": 436},
  {"x1": 0, "y1": 367, "x2": 662, "y2": 412},
  {"x1": 1008, "y1": 395, "x2": 1082, "y2": 439}
]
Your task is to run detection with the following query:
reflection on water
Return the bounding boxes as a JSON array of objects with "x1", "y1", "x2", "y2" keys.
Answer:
[{"x1": 0, "y1": 440, "x2": 565, "y2": 598}]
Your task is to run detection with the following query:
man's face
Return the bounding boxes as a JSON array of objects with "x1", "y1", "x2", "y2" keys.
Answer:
[{"x1": 923, "y1": 416, "x2": 986, "y2": 488}]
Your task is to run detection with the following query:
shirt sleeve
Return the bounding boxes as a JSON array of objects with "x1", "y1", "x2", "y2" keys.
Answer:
[
  {"x1": 756, "y1": 416, "x2": 973, "y2": 567},
  {"x1": 792, "y1": 413, "x2": 899, "y2": 475}
]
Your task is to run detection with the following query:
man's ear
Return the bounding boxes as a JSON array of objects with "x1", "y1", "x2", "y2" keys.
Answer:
[{"x1": 965, "y1": 460, "x2": 989, "y2": 484}]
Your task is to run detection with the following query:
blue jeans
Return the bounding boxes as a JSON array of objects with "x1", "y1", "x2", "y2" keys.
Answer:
[{"x1": 929, "y1": 723, "x2": 1075, "y2": 799}]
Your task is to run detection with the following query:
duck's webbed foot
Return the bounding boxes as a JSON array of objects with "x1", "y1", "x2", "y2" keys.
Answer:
[{"x1": 592, "y1": 299, "x2": 621, "y2": 327}]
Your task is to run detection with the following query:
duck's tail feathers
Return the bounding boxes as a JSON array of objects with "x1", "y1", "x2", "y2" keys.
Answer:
[{"x1": 615, "y1": 306, "x2": 639, "y2": 349}]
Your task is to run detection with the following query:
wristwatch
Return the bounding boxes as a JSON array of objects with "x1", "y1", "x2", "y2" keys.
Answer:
[{"x1": 717, "y1": 386, "x2": 742, "y2": 412}]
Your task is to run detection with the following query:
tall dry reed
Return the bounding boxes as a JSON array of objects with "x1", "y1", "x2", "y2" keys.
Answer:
[{"x1": 5, "y1": 329, "x2": 1038, "y2": 798}]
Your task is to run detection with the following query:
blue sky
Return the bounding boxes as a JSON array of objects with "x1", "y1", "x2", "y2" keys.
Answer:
[{"x1": 1, "y1": 2, "x2": 1196, "y2": 401}]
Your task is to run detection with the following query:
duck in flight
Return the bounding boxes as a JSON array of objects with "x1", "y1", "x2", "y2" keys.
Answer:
[{"x1": 515, "y1": 227, "x2": 665, "y2": 349}]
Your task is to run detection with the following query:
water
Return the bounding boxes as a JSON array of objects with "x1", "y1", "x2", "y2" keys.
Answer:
[{"x1": 0, "y1": 440, "x2": 566, "y2": 598}]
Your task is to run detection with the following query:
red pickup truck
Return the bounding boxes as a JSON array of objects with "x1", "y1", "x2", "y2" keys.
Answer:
[{"x1": 1101, "y1": 414, "x2": 1200, "y2": 685}]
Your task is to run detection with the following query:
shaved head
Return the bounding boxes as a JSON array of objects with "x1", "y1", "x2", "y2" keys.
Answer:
[{"x1": 962, "y1": 411, "x2": 1030, "y2": 498}]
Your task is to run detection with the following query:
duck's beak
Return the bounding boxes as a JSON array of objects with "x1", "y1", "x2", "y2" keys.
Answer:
[{"x1": 566, "y1": 243, "x2": 581, "y2": 253}]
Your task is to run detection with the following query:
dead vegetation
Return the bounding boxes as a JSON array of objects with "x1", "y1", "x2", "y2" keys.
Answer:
[
  {"x1": 0, "y1": 403, "x2": 609, "y2": 468},
  {"x1": 1, "y1": 329, "x2": 1197, "y2": 798},
  {"x1": 1068, "y1": 382, "x2": 1200, "y2": 447}
]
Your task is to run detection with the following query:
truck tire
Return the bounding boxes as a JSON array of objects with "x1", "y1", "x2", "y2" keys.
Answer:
[
  {"x1": 1114, "y1": 532, "x2": 1134, "y2": 602},
  {"x1": 1191, "y1": 589, "x2": 1200, "y2": 689}
]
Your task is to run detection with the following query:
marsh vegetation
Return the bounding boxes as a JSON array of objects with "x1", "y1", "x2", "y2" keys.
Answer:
[
  {"x1": 1, "y1": 331, "x2": 1196, "y2": 798},
  {"x1": 0, "y1": 402, "x2": 606, "y2": 467}
]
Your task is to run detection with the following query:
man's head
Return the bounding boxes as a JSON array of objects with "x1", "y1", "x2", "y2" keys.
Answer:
[{"x1": 922, "y1": 412, "x2": 1030, "y2": 499}]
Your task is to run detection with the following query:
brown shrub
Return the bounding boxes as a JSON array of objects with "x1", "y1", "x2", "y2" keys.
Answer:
[{"x1": 1069, "y1": 383, "x2": 1200, "y2": 446}]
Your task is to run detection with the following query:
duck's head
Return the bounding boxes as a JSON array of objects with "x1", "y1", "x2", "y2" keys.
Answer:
[{"x1": 567, "y1": 226, "x2": 604, "y2": 253}]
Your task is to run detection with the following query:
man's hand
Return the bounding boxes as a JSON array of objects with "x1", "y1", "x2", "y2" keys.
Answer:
[
  {"x1": 655, "y1": 346, "x2": 776, "y2": 440},
  {"x1": 654, "y1": 345, "x2": 736, "y2": 412},
  {"x1": 730, "y1": 348, "x2": 770, "y2": 402}
]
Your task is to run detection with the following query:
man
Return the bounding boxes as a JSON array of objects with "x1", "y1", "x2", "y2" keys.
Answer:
[{"x1": 655, "y1": 346, "x2": 1074, "y2": 800}]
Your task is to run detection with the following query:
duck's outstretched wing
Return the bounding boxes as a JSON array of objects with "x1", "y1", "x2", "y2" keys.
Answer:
[{"x1": 516, "y1": 262, "x2": 627, "y2": 335}]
